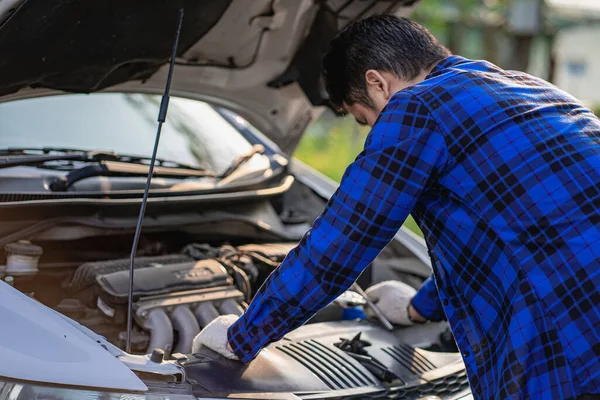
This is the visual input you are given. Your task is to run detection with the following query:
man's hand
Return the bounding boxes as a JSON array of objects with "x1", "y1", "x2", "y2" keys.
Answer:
[
  {"x1": 365, "y1": 280, "x2": 423, "y2": 325},
  {"x1": 192, "y1": 315, "x2": 239, "y2": 360}
]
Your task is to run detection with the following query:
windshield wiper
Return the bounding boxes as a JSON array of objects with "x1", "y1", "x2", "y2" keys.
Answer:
[
  {"x1": 0, "y1": 147, "x2": 214, "y2": 191},
  {"x1": 48, "y1": 143, "x2": 269, "y2": 191},
  {"x1": 49, "y1": 160, "x2": 214, "y2": 191},
  {"x1": 219, "y1": 144, "x2": 265, "y2": 179},
  {"x1": 0, "y1": 147, "x2": 205, "y2": 172},
  {"x1": 0, "y1": 149, "x2": 111, "y2": 169}
]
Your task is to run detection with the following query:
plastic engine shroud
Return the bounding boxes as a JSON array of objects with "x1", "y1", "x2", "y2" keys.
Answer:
[{"x1": 182, "y1": 320, "x2": 469, "y2": 399}]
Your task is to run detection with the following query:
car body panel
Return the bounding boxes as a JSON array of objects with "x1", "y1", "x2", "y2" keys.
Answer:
[{"x1": 0, "y1": 280, "x2": 148, "y2": 391}]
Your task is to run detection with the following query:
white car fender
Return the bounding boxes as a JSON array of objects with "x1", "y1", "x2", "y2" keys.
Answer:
[{"x1": 0, "y1": 280, "x2": 147, "y2": 392}]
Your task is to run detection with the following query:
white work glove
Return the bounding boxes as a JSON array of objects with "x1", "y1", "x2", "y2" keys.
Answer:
[
  {"x1": 192, "y1": 314, "x2": 239, "y2": 360},
  {"x1": 364, "y1": 280, "x2": 417, "y2": 326}
]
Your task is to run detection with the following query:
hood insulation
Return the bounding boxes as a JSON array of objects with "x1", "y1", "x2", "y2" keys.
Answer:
[{"x1": 0, "y1": 0, "x2": 232, "y2": 96}]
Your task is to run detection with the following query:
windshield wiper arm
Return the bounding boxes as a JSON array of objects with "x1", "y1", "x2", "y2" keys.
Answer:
[
  {"x1": 0, "y1": 147, "x2": 113, "y2": 155},
  {"x1": 0, "y1": 150, "x2": 111, "y2": 169},
  {"x1": 219, "y1": 144, "x2": 265, "y2": 179},
  {"x1": 49, "y1": 160, "x2": 214, "y2": 192},
  {"x1": 0, "y1": 147, "x2": 206, "y2": 172}
]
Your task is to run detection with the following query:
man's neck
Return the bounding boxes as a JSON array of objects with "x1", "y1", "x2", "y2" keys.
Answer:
[{"x1": 390, "y1": 67, "x2": 436, "y2": 94}]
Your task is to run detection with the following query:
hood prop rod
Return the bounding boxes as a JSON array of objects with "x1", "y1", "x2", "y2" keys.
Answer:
[{"x1": 125, "y1": 8, "x2": 185, "y2": 354}]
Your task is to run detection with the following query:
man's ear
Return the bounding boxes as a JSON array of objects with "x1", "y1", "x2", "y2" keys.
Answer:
[{"x1": 365, "y1": 69, "x2": 392, "y2": 101}]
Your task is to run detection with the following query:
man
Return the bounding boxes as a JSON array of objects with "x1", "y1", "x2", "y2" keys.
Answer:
[{"x1": 193, "y1": 15, "x2": 600, "y2": 399}]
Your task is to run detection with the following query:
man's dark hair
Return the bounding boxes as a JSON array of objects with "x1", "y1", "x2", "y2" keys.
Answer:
[{"x1": 323, "y1": 15, "x2": 451, "y2": 111}]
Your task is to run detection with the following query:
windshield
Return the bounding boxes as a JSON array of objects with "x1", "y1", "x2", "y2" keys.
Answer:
[{"x1": 0, "y1": 93, "x2": 254, "y2": 175}]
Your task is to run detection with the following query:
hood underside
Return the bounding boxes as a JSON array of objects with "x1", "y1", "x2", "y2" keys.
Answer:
[
  {"x1": 0, "y1": 0, "x2": 419, "y2": 153},
  {"x1": 0, "y1": 0, "x2": 232, "y2": 95}
]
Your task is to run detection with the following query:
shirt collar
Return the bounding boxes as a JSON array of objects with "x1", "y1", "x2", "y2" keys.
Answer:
[{"x1": 425, "y1": 55, "x2": 468, "y2": 80}]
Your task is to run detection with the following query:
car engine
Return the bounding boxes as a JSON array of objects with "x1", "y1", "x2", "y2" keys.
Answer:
[{"x1": 42, "y1": 242, "x2": 296, "y2": 356}]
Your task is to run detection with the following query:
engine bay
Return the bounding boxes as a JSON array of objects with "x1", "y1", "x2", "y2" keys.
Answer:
[
  {"x1": 5, "y1": 241, "x2": 297, "y2": 356},
  {"x1": 2, "y1": 236, "x2": 467, "y2": 399},
  {"x1": 2, "y1": 237, "x2": 455, "y2": 353}
]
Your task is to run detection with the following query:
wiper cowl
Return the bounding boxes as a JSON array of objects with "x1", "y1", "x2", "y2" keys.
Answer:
[{"x1": 49, "y1": 160, "x2": 214, "y2": 192}]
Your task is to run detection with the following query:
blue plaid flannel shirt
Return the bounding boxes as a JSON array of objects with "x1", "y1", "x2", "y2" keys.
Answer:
[{"x1": 229, "y1": 56, "x2": 600, "y2": 399}]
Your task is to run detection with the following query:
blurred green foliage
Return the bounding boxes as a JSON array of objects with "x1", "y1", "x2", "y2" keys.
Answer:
[
  {"x1": 295, "y1": 113, "x2": 424, "y2": 238},
  {"x1": 294, "y1": 116, "x2": 366, "y2": 182}
]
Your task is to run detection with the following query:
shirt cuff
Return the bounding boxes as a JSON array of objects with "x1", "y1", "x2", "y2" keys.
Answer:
[
  {"x1": 227, "y1": 312, "x2": 286, "y2": 364},
  {"x1": 410, "y1": 276, "x2": 446, "y2": 322},
  {"x1": 227, "y1": 315, "x2": 258, "y2": 363}
]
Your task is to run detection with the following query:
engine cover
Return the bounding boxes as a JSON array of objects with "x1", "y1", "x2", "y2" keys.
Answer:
[
  {"x1": 182, "y1": 321, "x2": 469, "y2": 399},
  {"x1": 96, "y1": 259, "x2": 231, "y2": 305}
]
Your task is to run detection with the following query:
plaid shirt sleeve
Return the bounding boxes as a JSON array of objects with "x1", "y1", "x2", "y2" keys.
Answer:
[
  {"x1": 410, "y1": 276, "x2": 445, "y2": 321},
  {"x1": 228, "y1": 92, "x2": 448, "y2": 363}
]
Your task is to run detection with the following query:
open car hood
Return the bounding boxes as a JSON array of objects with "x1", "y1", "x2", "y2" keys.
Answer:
[{"x1": 0, "y1": 0, "x2": 419, "y2": 154}]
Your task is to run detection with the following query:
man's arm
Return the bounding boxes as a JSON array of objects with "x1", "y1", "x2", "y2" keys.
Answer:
[
  {"x1": 410, "y1": 276, "x2": 446, "y2": 322},
  {"x1": 228, "y1": 93, "x2": 448, "y2": 363}
]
